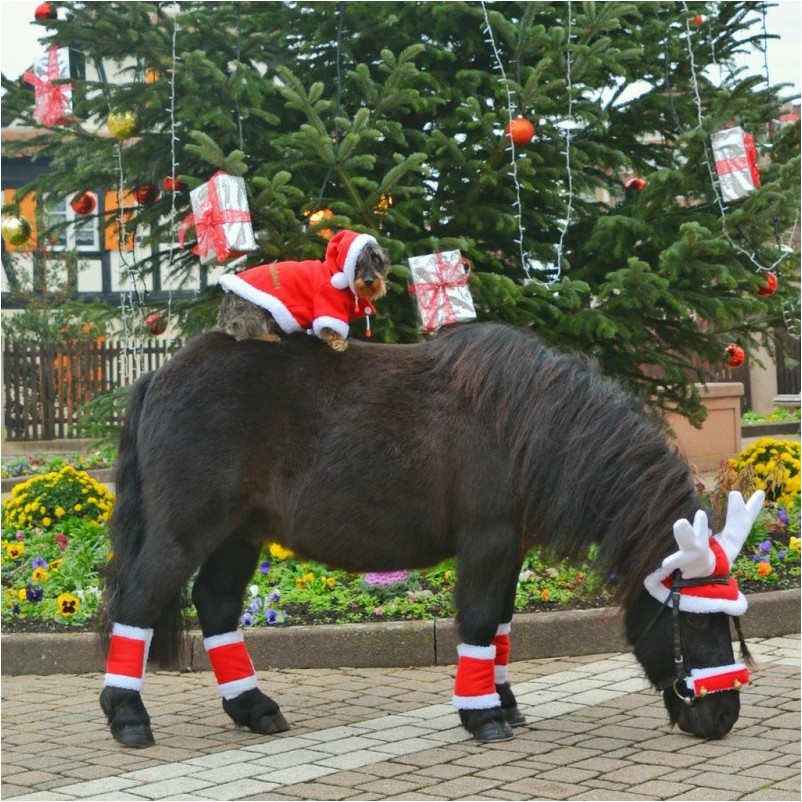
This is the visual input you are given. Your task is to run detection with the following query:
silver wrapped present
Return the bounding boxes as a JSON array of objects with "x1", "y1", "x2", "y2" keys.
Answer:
[
  {"x1": 184, "y1": 171, "x2": 257, "y2": 265},
  {"x1": 711, "y1": 126, "x2": 760, "y2": 203},
  {"x1": 408, "y1": 249, "x2": 476, "y2": 334}
]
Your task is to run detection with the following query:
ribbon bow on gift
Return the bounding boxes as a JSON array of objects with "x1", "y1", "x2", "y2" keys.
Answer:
[
  {"x1": 179, "y1": 171, "x2": 252, "y2": 263},
  {"x1": 23, "y1": 48, "x2": 72, "y2": 127},
  {"x1": 408, "y1": 252, "x2": 472, "y2": 334}
]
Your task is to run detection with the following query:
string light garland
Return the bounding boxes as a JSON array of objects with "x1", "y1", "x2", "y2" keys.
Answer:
[
  {"x1": 679, "y1": 0, "x2": 791, "y2": 278},
  {"x1": 480, "y1": 0, "x2": 529, "y2": 280}
]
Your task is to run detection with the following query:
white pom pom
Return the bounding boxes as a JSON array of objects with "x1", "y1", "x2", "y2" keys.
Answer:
[{"x1": 331, "y1": 272, "x2": 349, "y2": 290}]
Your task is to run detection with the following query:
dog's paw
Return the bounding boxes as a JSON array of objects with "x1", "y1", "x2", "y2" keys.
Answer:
[{"x1": 327, "y1": 337, "x2": 349, "y2": 352}]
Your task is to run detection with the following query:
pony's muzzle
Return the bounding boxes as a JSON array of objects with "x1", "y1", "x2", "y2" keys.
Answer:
[{"x1": 675, "y1": 690, "x2": 740, "y2": 740}]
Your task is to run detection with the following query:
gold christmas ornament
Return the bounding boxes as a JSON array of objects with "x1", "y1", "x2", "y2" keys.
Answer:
[
  {"x1": 107, "y1": 108, "x2": 140, "y2": 139},
  {"x1": 2, "y1": 215, "x2": 33, "y2": 247},
  {"x1": 307, "y1": 208, "x2": 335, "y2": 240}
]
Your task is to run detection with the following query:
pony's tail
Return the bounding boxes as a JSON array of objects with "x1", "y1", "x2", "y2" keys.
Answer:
[{"x1": 101, "y1": 371, "x2": 186, "y2": 668}]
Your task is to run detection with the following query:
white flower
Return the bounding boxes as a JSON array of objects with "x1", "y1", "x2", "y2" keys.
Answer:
[{"x1": 249, "y1": 584, "x2": 259, "y2": 597}]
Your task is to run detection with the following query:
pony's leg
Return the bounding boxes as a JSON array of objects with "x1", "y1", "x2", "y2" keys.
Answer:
[
  {"x1": 494, "y1": 560, "x2": 526, "y2": 728},
  {"x1": 452, "y1": 536, "x2": 520, "y2": 743},
  {"x1": 192, "y1": 535, "x2": 290, "y2": 736},
  {"x1": 100, "y1": 547, "x2": 196, "y2": 747}
]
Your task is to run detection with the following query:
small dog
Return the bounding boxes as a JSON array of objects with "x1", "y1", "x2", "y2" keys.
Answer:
[{"x1": 217, "y1": 230, "x2": 389, "y2": 352}]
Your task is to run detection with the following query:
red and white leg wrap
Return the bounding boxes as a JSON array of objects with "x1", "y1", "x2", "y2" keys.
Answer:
[
  {"x1": 104, "y1": 623, "x2": 153, "y2": 692},
  {"x1": 452, "y1": 643, "x2": 500, "y2": 710},
  {"x1": 204, "y1": 630, "x2": 258, "y2": 700},
  {"x1": 493, "y1": 623, "x2": 511, "y2": 685}
]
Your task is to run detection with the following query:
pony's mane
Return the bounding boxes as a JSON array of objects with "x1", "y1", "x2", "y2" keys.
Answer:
[{"x1": 428, "y1": 324, "x2": 702, "y2": 610}]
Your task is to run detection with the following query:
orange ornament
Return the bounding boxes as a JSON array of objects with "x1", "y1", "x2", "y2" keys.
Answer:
[
  {"x1": 625, "y1": 177, "x2": 647, "y2": 191},
  {"x1": 725, "y1": 344, "x2": 745, "y2": 369},
  {"x1": 504, "y1": 116, "x2": 535, "y2": 147},
  {"x1": 758, "y1": 273, "x2": 778, "y2": 297}
]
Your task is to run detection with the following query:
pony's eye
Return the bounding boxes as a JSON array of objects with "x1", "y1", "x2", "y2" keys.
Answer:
[{"x1": 685, "y1": 614, "x2": 710, "y2": 630}]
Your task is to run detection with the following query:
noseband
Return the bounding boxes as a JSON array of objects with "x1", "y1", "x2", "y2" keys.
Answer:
[{"x1": 639, "y1": 570, "x2": 749, "y2": 707}]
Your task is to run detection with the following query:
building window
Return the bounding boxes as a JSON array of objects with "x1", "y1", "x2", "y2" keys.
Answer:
[{"x1": 42, "y1": 194, "x2": 99, "y2": 251}]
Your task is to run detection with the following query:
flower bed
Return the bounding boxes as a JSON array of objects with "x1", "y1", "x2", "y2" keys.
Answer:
[{"x1": 2, "y1": 444, "x2": 799, "y2": 633}]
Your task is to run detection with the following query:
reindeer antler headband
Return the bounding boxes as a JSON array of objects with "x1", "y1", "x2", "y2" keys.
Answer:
[{"x1": 644, "y1": 490, "x2": 765, "y2": 616}]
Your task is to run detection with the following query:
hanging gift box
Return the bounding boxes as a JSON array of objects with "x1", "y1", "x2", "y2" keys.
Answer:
[
  {"x1": 179, "y1": 171, "x2": 257, "y2": 265},
  {"x1": 711, "y1": 126, "x2": 761, "y2": 203},
  {"x1": 23, "y1": 47, "x2": 72, "y2": 127},
  {"x1": 408, "y1": 249, "x2": 476, "y2": 334}
]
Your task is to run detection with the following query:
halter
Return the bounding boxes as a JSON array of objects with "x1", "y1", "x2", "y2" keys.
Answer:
[{"x1": 640, "y1": 570, "x2": 750, "y2": 707}]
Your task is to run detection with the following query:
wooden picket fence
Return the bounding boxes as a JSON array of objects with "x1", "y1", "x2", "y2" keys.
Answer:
[{"x1": 3, "y1": 338, "x2": 181, "y2": 441}]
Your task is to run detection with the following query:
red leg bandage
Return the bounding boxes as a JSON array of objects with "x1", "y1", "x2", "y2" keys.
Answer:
[
  {"x1": 204, "y1": 631, "x2": 258, "y2": 700},
  {"x1": 104, "y1": 623, "x2": 153, "y2": 692},
  {"x1": 452, "y1": 643, "x2": 500, "y2": 710},
  {"x1": 493, "y1": 622, "x2": 511, "y2": 685}
]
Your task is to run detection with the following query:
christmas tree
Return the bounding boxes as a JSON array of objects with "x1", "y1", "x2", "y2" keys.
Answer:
[{"x1": 2, "y1": 0, "x2": 799, "y2": 424}]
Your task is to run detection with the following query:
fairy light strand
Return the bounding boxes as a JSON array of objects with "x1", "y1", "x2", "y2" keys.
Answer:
[
  {"x1": 680, "y1": 1, "x2": 787, "y2": 277},
  {"x1": 554, "y1": 0, "x2": 575, "y2": 283},
  {"x1": 480, "y1": 0, "x2": 529, "y2": 280}
]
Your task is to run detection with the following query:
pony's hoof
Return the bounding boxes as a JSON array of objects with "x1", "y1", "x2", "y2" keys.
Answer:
[
  {"x1": 471, "y1": 718, "x2": 514, "y2": 744},
  {"x1": 503, "y1": 705, "x2": 527, "y2": 728},
  {"x1": 253, "y1": 710, "x2": 291, "y2": 735},
  {"x1": 110, "y1": 722, "x2": 156, "y2": 748}
]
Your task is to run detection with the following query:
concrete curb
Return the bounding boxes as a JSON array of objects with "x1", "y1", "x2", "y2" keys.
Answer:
[{"x1": 2, "y1": 588, "x2": 798, "y2": 676}]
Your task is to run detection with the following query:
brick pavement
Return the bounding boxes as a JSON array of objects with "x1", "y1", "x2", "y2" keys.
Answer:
[{"x1": 1, "y1": 635, "x2": 798, "y2": 801}]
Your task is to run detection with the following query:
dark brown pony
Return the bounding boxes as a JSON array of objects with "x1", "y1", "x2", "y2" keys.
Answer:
[{"x1": 100, "y1": 324, "x2": 748, "y2": 747}]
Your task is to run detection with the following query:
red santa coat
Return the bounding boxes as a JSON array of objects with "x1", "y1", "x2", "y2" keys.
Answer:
[{"x1": 219, "y1": 230, "x2": 377, "y2": 340}]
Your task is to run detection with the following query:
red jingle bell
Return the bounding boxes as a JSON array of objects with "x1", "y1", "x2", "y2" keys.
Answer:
[
  {"x1": 146, "y1": 312, "x2": 167, "y2": 336},
  {"x1": 504, "y1": 116, "x2": 536, "y2": 147},
  {"x1": 134, "y1": 183, "x2": 160, "y2": 205},
  {"x1": 34, "y1": 3, "x2": 57, "y2": 21},
  {"x1": 725, "y1": 344, "x2": 745, "y2": 369},
  {"x1": 625, "y1": 177, "x2": 647, "y2": 191},
  {"x1": 70, "y1": 192, "x2": 96, "y2": 216},
  {"x1": 162, "y1": 175, "x2": 186, "y2": 193},
  {"x1": 758, "y1": 273, "x2": 778, "y2": 297}
]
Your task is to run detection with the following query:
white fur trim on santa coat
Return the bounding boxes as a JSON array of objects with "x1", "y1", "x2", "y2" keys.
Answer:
[
  {"x1": 685, "y1": 662, "x2": 749, "y2": 691},
  {"x1": 456, "y1": 643, "x2": 497, "y2": 660},
  {"x1": 452, "y1": 691, "x2": 502, "y2": 710},
  {"x1": 337, "y1": 233, "x2": 377, "y2": 293},
  {"x1": 643, "y1": 568, "x2": 748, "y2": 616},
  {"x1": 219, "y1": 273, "x2": 303, "y2": 334},
  {"x1": 312, "y1": 315, "x2": 350, "y2": 340}
]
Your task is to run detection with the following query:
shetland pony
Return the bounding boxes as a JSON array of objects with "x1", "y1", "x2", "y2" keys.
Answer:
[{"x1": 100, "y1": 324, "x2": 752, "y2": 747}]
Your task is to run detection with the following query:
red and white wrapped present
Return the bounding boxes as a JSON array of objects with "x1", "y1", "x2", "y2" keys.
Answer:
[
  {"x1": 180, "y1": 171, "x2": 257, "y2": 265},
  {"x1": 408, "y1": 249, "x2": 476, "y2": 334},
  {"x1": 23, "y1": 47, "x2": 72, "y2": 127},
  {"x1": 711, "y1": 126, "x2": 761, "y2": 203}
]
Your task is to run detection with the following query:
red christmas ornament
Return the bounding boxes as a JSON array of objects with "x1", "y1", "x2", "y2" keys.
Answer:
[
  {"x1": 146, "y1": 312, "x2": 167, "y2": 336},
  {"x1": 691, "y1": 14, "x2": 706, "y2": 26},
  {"x1": 70, "y1": 192, "x2": 96, "y2": 216},
  {"x1": 625, "y1": 177, "x2": 647, "y2": 191},
  {"x1": 34, "y1": 3, "x2": 57, "y2": 21},
  {"x1": 162, "y1": 175, "x2": 186, "y2": 193},
  {"x1": 134, "y1": 183, "x2": 160, "y2": 205},
  {"x1": 758, "y1": 272, "x2": 778, "y2": 297},
  {"x1": 725, "y1": 344, "x2": 745, "y2": 369},
  {"x1": 504, "y1": 116, "x2": 536, "y2": 147}
]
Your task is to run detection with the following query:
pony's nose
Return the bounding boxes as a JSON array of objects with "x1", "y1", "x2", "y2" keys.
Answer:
[{"x1": 708, "y1": 708, "x2": 737, "y2": 739}]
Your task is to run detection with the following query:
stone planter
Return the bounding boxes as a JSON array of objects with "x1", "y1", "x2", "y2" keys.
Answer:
[{"x1": 667, "y1": 382, "x2": 743, "y2": 472}]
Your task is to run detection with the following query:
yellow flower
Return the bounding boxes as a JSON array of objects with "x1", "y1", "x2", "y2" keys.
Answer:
[
  {"x1": 17, "y1": 588, "x2": 27, "y2": 601},
  {"x1": 32, "y1": 567, "x2": 49, "y2": 582},
  {"x1": 789, "y1": 537, "x2": 801, "y2": 553},
  {"x1": 56, "y1": 593, "x2": 80, "y2": 616},
  {"x1": 42, "y1": 517, "x2": 52, "y2": 528},
  {"x1": 55, "y1": 506, "x2": 66, "y2": 518},
  {"x1": 49, "y1": 559, "x2": 63, "y2": 570},
  {"x1": 5, "y1": 543, "x2": 25, "y2": 559},
  {"x1": 268, "y1": 543, "x2": 295, "y2": 560},
  {"x1": 73, "y1": 503, "x2": 83, "y2": 512}
]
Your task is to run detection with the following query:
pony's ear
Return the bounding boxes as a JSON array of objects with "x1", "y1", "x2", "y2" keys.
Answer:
[
  {"x1": 716, "y1": 490, "x2": 765, "y2": 565},
  {"x1": 661, "y1": 509, "x2": 715, "y2": 578}
]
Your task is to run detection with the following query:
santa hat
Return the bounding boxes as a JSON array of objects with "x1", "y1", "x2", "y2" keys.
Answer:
[
  {"x1": 328, "y1": 230, "x2": 379, "y2": 294},
  {"x1": 643, "y1": 491, "x2": 765, "y2": 616}
]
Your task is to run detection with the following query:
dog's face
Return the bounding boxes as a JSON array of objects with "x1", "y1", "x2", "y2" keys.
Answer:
[{"x1": 353, "y1": 242, "x2": 390, "y2": 302}]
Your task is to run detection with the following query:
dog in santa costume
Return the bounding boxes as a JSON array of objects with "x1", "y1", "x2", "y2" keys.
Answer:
[{"x1": 216, "y1": 230, "x2": 389, "y2": 351}]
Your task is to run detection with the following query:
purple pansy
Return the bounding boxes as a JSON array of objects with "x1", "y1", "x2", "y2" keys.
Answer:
[
  {"x1": 31, "y1": 556, "x2": 48, "y2": 570},
  {"x1": 240, "y1": 611, "x2": 253, "y2": 628},
  {"x1": 249, "y1": 597, "x2": 262, "y2": 613},
  {"x1": 758, "y1": 539, "x2": 772, "y2": 554},
  {"x1": 266, "y1": 608, "x2": 278, "y2": 625},
  {"x1": 260, "y1": 561, "x2": 271, "y2": 574},
  {"x1": 26, "y1": 587, "x2": 44, "y2": 602},
  {"x1": 776, "y1": 509, "x2": 790, "y2": 525},
  {"x1": 267, "y1": 589, "x2": 281, "y2": 603}
]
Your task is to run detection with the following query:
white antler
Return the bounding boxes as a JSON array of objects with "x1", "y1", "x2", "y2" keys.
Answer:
[
  {"x1": 662, "y1": 509, "x2": 715, "y2": 578},
  {"x1": 661, "y1": 490, "x2": 765, "y2": 579},
  {"x1": 716, "y1": 490, "x2": 765, "y2": 565}
]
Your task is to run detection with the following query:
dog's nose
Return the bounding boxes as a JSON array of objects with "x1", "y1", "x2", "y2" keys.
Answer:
[{"x1": 363, "y1": 277, "x2": 375, "y2": 285}]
